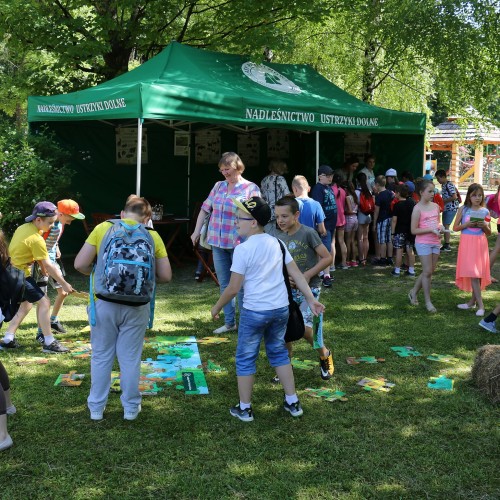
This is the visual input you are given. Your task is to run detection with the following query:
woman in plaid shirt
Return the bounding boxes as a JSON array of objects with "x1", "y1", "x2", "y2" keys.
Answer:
[{"x1": 191, "y1": 152, "x2": 260, "y2": 333}]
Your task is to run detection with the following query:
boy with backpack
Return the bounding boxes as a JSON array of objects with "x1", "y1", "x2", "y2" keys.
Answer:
[
  {"x1": 74, "y1": 196, "x2": 172, "y2": 421},
  {"x1": 274, "y1": 195, "x2": 334, "y2": 380},
  {"x1": 1, "y1": 202, "x2": 74, "y2": 353},
  {"x1": 33, "y1": 199, "x2": 86, "y2": 340},
  {"x1": 211, "y1": 197, "x2": 324, "y2": 422},
  {"x1": 435, "y1": 169, "x2": 460, "y2": 251}
]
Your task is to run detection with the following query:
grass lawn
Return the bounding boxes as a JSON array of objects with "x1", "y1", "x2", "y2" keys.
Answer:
[{"x1": 1, "y1": 238, "x2": 499, "y2": 499}]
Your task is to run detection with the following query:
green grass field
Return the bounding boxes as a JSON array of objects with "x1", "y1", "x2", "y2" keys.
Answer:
[{"x1": 1, "y1": 241, "x2": 499, "y2": 499}]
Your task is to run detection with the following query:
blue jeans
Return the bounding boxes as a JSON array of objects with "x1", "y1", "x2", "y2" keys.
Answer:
[
  {"x1": 236, "y1": 306, "x2": 290, "y2": 376},
  {"x1": 212, "y1": 246, "x2": 243, "y2": 327}
]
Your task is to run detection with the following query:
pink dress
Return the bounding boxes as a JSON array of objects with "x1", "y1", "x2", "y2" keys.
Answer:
[
  {"x1": 455, "y1": 206, "x2": 491, "y2": 291},
  {"x1": 332, "y1": 185, "x2": 346, "y2": 227}
]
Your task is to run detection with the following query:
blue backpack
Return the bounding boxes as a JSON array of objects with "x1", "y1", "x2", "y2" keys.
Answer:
[{"x1": 90, "y1": 220, "x2": 156, "y2": 328}]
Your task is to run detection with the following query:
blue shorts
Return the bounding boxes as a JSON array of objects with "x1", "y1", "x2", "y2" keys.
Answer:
[
  {"x1": 320, "y1": 229, "x2": 334, "y2": 251},
  {"x1": 442, "y1": 209, "x2": 457, "y2": 226},
  {"x1": 235, "y1": 306, "x2": 290, "y2": 376},
  {"x1": 22, "y1": 277, "x2": 45, "y2": 304}
]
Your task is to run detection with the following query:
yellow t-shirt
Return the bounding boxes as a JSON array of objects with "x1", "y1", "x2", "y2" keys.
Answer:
[
  {"x1": 86, "y1": 219, "x2": 167, "y2": 259},
  {"x1": 8, "y1": 222, "x2": 49, "y2": 277}
]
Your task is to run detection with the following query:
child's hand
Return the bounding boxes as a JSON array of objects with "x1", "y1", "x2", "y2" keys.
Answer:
[
  {"x1": 308, "y1": 299, "x2": 325, "y2": 316},
  {"x1": 211, "y1": 305, "x2": 221, "y2": 320}
]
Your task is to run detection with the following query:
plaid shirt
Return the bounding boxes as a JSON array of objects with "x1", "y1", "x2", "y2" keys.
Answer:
[{"x1": 202, "y1": 179, "x2": 261, "y2": 249}]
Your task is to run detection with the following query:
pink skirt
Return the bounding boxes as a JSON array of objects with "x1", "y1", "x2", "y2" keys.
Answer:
[{"x1": 455, "y1": 234, "x2": 491, "y2": 291}]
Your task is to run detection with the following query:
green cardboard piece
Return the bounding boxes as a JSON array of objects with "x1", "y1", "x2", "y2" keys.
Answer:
[
  {"x1": 426, "y1": 353, "x2": 459, "y2": 364},
  {"x1": 305, "y1": 387, "x2": 347, "y2": 402},
  {"x1": 291, "y1": 358, "x2": 317, "y2": 370},
  {"x1": 391, "y1": 346, "x2": 421, "y2": 357},
  {"x1": 428, "y1": 376, "x2": 454, "y2": 391}
]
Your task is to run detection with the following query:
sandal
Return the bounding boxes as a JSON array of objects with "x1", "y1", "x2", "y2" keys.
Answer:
[
  {"x1": 408, "y1": 290, "x2": 418, "y2": 306},
  {"x1": 426, "y1": 303, "x2": 437, "y2": 313}
]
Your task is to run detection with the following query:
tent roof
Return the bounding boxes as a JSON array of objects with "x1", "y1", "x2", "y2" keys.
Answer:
[{"x1": 28, "y1": 42, "x2": 425, "y2": 135}]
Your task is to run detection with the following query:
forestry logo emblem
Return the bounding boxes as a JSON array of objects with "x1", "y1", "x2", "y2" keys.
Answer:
[{"x1": 242, "y1": 62, "x2": 301, "y2": 94}]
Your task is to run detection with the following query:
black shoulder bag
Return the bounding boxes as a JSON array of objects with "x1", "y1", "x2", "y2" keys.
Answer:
[{"x1": 277, "y1": 239, "x2": 305, "y2": 343}]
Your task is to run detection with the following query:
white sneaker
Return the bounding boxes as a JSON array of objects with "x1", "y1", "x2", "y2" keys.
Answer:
[
  {"x1": 90, "y1": 410, "x2": 104, "y2": 421},
  {"x1": 124, "y1": 404, "x2": 142, "y2": 421},
  {"x1": 0, "y1": 433, "x2": 13, "y2": 451},
  {"x1": 213, "y1": 324, "x2": 236, "y2": 334},
  {"x1": 476, "y1": 309, "x2": 485, "y2": 317},
  {"x1": 6, "y1": 405, "x2": 16, "y2": 415}
]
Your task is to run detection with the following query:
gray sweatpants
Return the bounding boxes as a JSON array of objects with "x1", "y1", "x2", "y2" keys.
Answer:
[{"x1": 87, "y1": 300, "x2": 150, "y2": 413}]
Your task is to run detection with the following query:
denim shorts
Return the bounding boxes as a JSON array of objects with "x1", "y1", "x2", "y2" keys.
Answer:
[
  {"x1": 235, "y1": 306, "x2": 290, "y2": 376},
  {"x1": 320, "y1": 229, "x2": 334, "y2": 251},
  {"x1": 415, "y1": 243, "x2": 441, "y2": 256},
  {"x1": 442, "y1": 209, "x2": 457, "y2": 226},
  {"x1": 22, "y1": 277, "x2": 45, "y2": 304}
]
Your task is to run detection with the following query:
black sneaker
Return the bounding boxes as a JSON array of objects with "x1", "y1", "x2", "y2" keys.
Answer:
[
  {"x1": 0, "y1": 339, "x2": 21, "y2": 349},
  {"x1": 283, "y1": 398, "x2": 304, "y2": 417},
  {"x1": 320, "y1": 351, "x2": 334, "y2": 380},
  {"x1": 271, "y1": 375, "x2": 281, "y2": 384},
  {"x1": 194, "y1": 272, "x2": 201, "y2": 281},
  {"x1": 229, "y1": 403, "x2": 254, "y2": 422},
  {"x1": 36, "y1": 332, "x2": 45, "y2": 345},
  {"x1": 401, "y1": 264, "x2": 409, "y2": 271},
  {"x1": 50, "y1": 320, "x2": 67, "y2": 333},
  {"x1": 386, "y1": 257, "x2": 394, "y2": 266},
  {"x1": 391, "y1": 269, "x2": 401, "y2": 277},
  {"x1": 42, "y1": 340, "x2": 70, "y2": 354},
  {"x1": 405, "y1": 270, "x2": 416, "y2": 277},
  {"x1": 443, "y1": 245, "x2": 452, "y2": 252},
  {"x1": 322, "y1": 275, "x2": 333, "y2": 288},
  {"x1": 371, "y1": 258, "x2": 385, "y2": 266}
]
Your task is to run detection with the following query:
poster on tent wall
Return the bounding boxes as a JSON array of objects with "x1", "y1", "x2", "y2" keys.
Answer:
[
  {"x1": 195, "y1": 130, "x2": 221, "y2": 164},
  {"x1": 344, "y1": 133, "x2": 371, "y2": 161},
  {"x1": 174, "y1": 131, "x2": 190, "y2": 156},
  {"x1": 267, "y1": 129, "x2": 289, "y2": 159},
  {"x1": 116, "y1": 128, "x2": 148, "y2": 165},
  {"x1": 237, "y1": 134, "x2": 260, "y2": 167}
]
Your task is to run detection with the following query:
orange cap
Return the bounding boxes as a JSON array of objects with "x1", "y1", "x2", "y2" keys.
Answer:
[{"x1": 57, "y1": 199, "x2": 85, "y2": 219}]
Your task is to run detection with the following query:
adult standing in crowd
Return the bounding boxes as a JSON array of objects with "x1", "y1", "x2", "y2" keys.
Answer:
[
  {"x1": 334, "y1": 156, "x2": 359, "y2": 185},
  {"x1": 359, "y1": 154, "x2": 376, "y2": 190},
  {"x1": 191, "y1": 152, "x2": 261, "y2": 334},
  {"x1": 260, "y1": 160, "x2": 290, "y2": 234}
]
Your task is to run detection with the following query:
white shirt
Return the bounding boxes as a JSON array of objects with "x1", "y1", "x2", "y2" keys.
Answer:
[{"x1": 231, "y1": 233, "x2": 292, "y2": 311}]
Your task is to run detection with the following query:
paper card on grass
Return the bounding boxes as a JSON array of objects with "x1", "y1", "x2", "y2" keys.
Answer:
[
  {"x1": 203, "y1": 359, "x2": 227, "y2": 373},
  {"x1": 391, "y1": 346, "x2": 421, "y2": 357},
  {"x1": 175, "y1": 369, "x2": 209, "y2": 395},
  {"x1": 427, "y1": 376, "x2": 454, "y2": 391},
  {"x1": 196, "y1": 337, "x2": 230, "y2": 345},
  {"x1": 312, "y1": 313, "x2": 323, "y2": 349},
  {"x1": 357, "y1": 377, "x2": 395, "y2": 392},
  {"x1": 427, "y1": 353, "x2": 459, "y2": 364},
  {"x1": 305, "y1": 387, "x2": 347, "y2": 402},
  {"x1": 54, "y1": 371, "x2": 85, "y2": 386},
  {"x1": 15, "y1": 357, "x2": 50, "y2": 365},
  {"x1": 291, "y1": 358, "x2": 317, "y2": 370},
  {"x1": 347, "y1": 356, "x2": 385, "y2": 365}
]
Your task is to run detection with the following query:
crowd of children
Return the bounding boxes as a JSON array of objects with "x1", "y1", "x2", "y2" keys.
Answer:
[{"x1": 1, "y1": 155, "x2": 499, "y2": 439}]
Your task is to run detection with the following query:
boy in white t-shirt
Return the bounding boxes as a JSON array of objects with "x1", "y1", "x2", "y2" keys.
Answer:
[{"x1": 211, "y1": 197, "x2": 324, "y2": 422}]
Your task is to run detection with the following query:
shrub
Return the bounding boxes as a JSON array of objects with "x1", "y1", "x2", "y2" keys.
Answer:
[{"x1": 0, "y1": 119, "x2": 75, "y2": 236}]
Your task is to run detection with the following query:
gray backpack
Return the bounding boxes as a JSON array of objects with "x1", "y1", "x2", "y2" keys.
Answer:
[{"x1": 90, "y1": 219, "x2": 156, "y2": 327}]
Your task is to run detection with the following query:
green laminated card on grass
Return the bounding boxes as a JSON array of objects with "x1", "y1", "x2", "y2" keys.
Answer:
[{"x1": 391, "y1": 346, "x2": 422, "y2": 357}]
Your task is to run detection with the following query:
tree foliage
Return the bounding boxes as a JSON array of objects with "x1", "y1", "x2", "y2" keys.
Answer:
[
  {"x1": 0, "y1": 0, "x2": 498, "y2": 125},
  {"x1": 0, "y1": 119, "x2": 76, "y2": 235}
]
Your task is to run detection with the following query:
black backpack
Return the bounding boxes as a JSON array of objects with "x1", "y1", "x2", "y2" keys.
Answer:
[{"x1": 0, "y1": 258, "x2": 25, "y2": 323}]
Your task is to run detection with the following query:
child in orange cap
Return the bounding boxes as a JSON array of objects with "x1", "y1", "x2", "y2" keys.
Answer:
[{"x1": 33, "y1": 200, "x2": 85, "y2": 338}]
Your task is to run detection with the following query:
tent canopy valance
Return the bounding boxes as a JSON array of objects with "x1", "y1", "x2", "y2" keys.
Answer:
[{"x1": 28, "y1": 42, "x2": 425, "y2": 135}]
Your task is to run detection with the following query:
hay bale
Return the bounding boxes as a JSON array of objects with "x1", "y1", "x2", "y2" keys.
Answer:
[{"x1": 471, "y1": 345, "x2": 500, "y2": 404}]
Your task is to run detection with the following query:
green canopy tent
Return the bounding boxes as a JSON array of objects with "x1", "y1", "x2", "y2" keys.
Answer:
[{"x1": 28, "y1": 41, "x2": 426, "y2": 200}]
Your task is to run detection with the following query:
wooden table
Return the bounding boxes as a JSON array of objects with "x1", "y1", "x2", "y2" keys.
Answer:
[{"x1": 152, "y1": 217, "x2": 191, "y2": 266}]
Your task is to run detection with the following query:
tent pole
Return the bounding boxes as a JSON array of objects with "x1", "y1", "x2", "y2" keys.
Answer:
[
  {"x1": 315, "y1": 131, "x2": 320, "y2": 178},
  {"x1": 136, "y1": 118, "x2": 143, "y2": 196},
  {"x1": 187, "y1": 124, "x2": 191, "y2": 217}
]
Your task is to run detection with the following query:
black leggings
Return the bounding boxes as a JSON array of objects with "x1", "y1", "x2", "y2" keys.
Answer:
[{"x1": 0, "y1": 361, "x2": 10, "y2": 416}]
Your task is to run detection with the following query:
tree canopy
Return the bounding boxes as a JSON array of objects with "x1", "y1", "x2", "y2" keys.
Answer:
[{"x1": 0, "y1": 0, "x2": 498, "y2": 126}]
